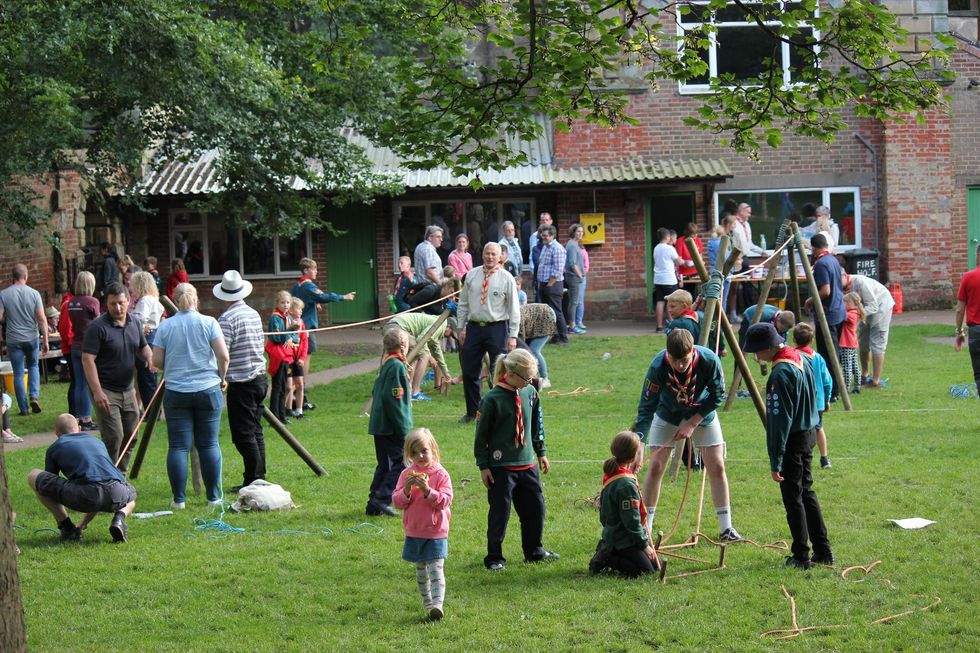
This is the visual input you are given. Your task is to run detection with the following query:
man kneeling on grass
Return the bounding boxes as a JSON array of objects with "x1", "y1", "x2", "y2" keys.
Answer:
[{"x1": 26, "y1": 413, "x2": 137, "y2": 543}]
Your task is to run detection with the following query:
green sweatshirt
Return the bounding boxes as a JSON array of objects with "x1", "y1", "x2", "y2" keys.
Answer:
[
  {"x1": 368, "y1": 356, "x2": 413, "y2": 438},
  {"x1": 765, "y1": 355, "x2": 819, "y2": 472},
  {"x1": 599, "y1": 473, "x2": 649, "y2": 551},
  {"x1": 474, "y1": 384, "x2": 546, "y2": 469}
]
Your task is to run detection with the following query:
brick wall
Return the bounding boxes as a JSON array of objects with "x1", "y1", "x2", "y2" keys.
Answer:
[{"x1": 950, "y1": 41, "x2": 980, "y2": 283}]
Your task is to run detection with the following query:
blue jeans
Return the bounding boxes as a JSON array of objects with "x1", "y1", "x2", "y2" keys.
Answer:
[
  {"x1": 528, "y1": 336, "x2": 550, "y2": 379},
  {"x1": 8, "y1": 340, "x2": 40, "y2": 414},
  {"x1": 575, "y1": 276, "x2": 587, "y2": 325},
  {"x1": 164, "y1": 384, "x2": 224, "y2": 503},
  {"x1": 71, "y1": 349, "x2": 92, "y2": 418}
]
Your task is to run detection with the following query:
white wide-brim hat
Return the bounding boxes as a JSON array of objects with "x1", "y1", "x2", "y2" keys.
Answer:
[{"x1": 213, "y1": 270, "x2": 254, "y2": 302}]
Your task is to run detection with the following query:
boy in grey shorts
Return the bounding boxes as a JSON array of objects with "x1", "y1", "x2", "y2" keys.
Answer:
[{"x1": 631, "y1": 329, "x2": 743, "y2": 542}]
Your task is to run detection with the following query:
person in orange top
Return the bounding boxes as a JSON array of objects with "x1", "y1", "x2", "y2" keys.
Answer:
[
  {"x1": 839, "y1": 292, "x2": 865, "y2": 395},
  {"x1": 674, "y1": 222, "x2": 702, "y2": 285},
  {"x1": 164, "y1": 258, "x2": 188, "y2": 300}
]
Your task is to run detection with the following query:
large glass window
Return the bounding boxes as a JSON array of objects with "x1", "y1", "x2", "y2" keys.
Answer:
[
  {"x1": 391, "y1": 198, "x2": 535, "y2": 273},
  {"x1": 169, "y1": 210, "x2": 310, "y2": 277},
  {"x1": 678, "y1": 1, "x2": 818, "y2": 94},
  {"x1": 715, "y1": 187, "x2": 862, "y2": 251}
]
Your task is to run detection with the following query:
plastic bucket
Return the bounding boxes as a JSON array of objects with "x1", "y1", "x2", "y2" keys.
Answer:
[{"x1": 888, "y1": 282, "x2": 903, "y2": 314}]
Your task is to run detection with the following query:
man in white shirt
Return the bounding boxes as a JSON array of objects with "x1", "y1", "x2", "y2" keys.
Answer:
[
  {"x1": 731, "y1": 203, "x2": 763, "y2": 318},
  {"x1": 653, "y1": 227, "x2": 683, "y2": 332}
]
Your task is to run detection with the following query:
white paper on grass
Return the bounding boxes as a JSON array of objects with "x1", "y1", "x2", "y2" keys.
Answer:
[{"x1": 887, "y1": 518, "x2": 936, "y2": 529}]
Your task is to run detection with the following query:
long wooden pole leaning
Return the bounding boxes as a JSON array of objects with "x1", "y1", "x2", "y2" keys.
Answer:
[
  {"x1": 786, "y1": 243, "x2": 803, "y2": 321},
  {"x1": 724, "y1": 221, "x2": 792, "y2": 408},
  {"x1": 127, "y1": 382, "x2": 164, "y2": 479},
  {"x1": 688, "y1": 246, "x2": 767, "y2": 425},
  {"x1": 262, "y1": 407, "x2": 327, "y2": 476},
  {"x1": 790, "y1": 223, "x2": 852, "y2": 411}
]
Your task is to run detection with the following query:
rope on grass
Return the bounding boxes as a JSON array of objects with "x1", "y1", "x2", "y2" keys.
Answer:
[
  {"x1": 760, "y1": 584, "x2": 848, "y2": 641},
  {"x1": 841, "y1": 560, "x2": 882, "y2": 581},
  {"x1": 546, "y1": 384, "x2": 614, "y2": 398},
  {"x1": 692, "y1": 531, "x2": 789, "y2": 551},
  {"x1": 872, "y1": 597, "x2": 942, "y2": 625},
  {"x1": 950, "y1": 383, "x2": 978, "y2": 399},
  {"x1": 344, "y1": 522, "x2": 385, "y2": 536}
]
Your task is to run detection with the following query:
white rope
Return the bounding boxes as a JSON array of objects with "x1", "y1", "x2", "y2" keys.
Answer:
[{"x1": 729, "y1": 237, "x2": 794, "y2": 280}]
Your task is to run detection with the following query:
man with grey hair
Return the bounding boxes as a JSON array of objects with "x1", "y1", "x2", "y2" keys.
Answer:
[
  {"x1": 498, "y1": 220, "x2": 523, "y2": 270},
  {"x1": 414, "y1": 225, "x2": 445, "y2": 284},
  {"x1": 0, "y1": 264, "x2": 49, "y2": 416}
]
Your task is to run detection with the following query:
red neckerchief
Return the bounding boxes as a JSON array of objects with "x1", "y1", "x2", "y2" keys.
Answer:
[
  {"x1": 602, "y1": 467, "x2": 647, "y2": 524},
  {"x1": 772, "y1": 345, "x2": 804, "y2": 371},
  {"x1": 496, "y1": 376, "x2": 524, "y2": 447},
  {"x1": 297, "y1": 275, "x2": 314, "y2": 286},
  {"x1": 383, "y1": 351, "x2": 407, "y2": 365},
  {"x1": 666, "y1": 349, "x2": 700, "y2": 407},
  {"x1": 481, "y1": 267, "x2": 497, "y2": 304},
  {"x1": 680, "y1": 309, "x2": 699, "y2": 322},
  {"x1": 813, "y1": 250, "x2": 830, "y2": 264},
  {"x1": 273, "y1": 308, "x2": 289, "y2": 325},
  {"x1": 795, "y1": 345, "x2": 815, "y2": 357}
]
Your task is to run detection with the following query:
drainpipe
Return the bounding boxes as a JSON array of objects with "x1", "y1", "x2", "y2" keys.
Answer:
[{"x1": 854, "y1": 132, "x2": 880, "y2": 255}]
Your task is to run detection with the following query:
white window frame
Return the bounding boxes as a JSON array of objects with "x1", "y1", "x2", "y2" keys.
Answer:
[
  {"x1": 168, "y1": 209, "x2": 312, "y2": 279},
  {"x1": 713, "y1": 186, "x2": 862, "y2": 251},
  {"x1": 677, "y1": 1, "x2": 820, "y2": 95},
  {"x1": 390, "y1": 198, "x2": 537, "y2": 274}
]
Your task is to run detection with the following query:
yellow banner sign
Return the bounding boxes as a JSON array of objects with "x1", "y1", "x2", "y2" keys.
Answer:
[{"x1": 580, "y1": 213, "x2": 605, "y2": 245}]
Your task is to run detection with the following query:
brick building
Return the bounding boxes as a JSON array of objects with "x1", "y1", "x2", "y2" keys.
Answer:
[{"x1": 4, "y1": 2, "x2": 980, "y2": 321}]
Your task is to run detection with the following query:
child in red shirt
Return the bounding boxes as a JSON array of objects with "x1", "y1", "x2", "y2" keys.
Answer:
[{"x1": 839, "y1": 292, "x2": 865, "y2": 394}]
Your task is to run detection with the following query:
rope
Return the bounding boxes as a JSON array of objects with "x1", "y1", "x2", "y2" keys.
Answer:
[
  {"x1": 257, "y1": 289, "x2": 461, "y2": 337},
  {"x1": 950, "y1": 383, "x2": 978, "y2": 398},
  {"x1": 760, "y1": 584, "x2": 849, "y2": 640},
  {"x1": 841, "y1": 560, "x2": 882, "y2": 580},
  {"x1": 729, "y1": 237, "x2": 793, "y2": 280},
  {"x1": 693, "y1": 531, "x2": 788, "y2": 551},
  {"x1": 872, "y1": 597, "x2": 942, "y2": 624},
  {"x1": 702, "y1": 271, "x2": 725, "y2": 300},
  {"x1": 546, "y1": 384, "x2": 614, "y2": 398},
  {"x1": 344, "y1": 522, "x2": 385, "y2": 536},
  {"x1": 115, "y1": 380, "x2": 165, "y2": 468}
]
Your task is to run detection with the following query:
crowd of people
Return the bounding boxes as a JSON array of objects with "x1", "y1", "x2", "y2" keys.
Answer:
[{"x1": 7, "y1": 223, "x2": 974, "y2": 624}]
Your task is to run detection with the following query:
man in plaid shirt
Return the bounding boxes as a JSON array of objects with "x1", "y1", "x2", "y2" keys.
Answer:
[{"x1": 535, "y1": 224, "x2": 568, "y2": 345}]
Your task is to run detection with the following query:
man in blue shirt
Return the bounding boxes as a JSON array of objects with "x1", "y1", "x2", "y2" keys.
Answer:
[
  {"x1": 805, "y1": 233, "x2": 846, "y2": 400},
  {"x1": 27, "y1": 414, "x2": 137, "y2": 543},
  {"x1": 535, "y1": 225, "x2": 568, "y2": 344},
  {"x1": 631, "y1": 329, "x2": 743, "y2": 542}
]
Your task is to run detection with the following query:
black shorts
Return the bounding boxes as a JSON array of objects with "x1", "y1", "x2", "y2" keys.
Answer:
[
  {"x1": 654, "y1": 283, "x2": 679, "y2": 303},
  {"x1": 34, "y1": 472, "x2": 136, "y2": 513},
  {"x1": 289, "y1": 361, "x2": 305, "y2": 378}
]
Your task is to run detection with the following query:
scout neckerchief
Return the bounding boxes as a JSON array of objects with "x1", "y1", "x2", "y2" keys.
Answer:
[
  {"x1": 273, "y1": 308, "x2": 290, "y2": 334},
  {"x1": 383, "y1": 351, "x2": 407, "y2": 366},
  {"x1": 679, "y1": 308, "x2": 699, "y2": 322},
  {"x1": 795, "y1": 345, "x2": 815, "y2": 357},
  {"x1": 812, "y1": 250, "x2": 830, "y2": 264},
  {"x1": 481, "y1": 266, "x2": 497, "y2": 304},
  {"x1": 297, "y1": 274, "x2": 315, "y2": 288},
  {"x1": 496, "y1": 376, "x2": 524, "y2": 447},
  {"x1": 602, "y1": 467, "x2": 647, "y2": 525},
  {"x1": 666, "y1": 349, "x2": 700, "y2": 407},
  {"x1": 771, "y1": 345, "x2": 804, "y2": 371}
]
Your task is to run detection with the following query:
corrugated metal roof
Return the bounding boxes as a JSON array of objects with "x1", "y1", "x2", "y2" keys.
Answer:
[{"x1": 137, "y1": 120, "x2": 731, "y2": 195}]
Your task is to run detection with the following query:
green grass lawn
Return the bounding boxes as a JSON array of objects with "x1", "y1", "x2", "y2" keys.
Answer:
[{"x1": 6, "y1": 324, "x2": 978, "y2": 652}]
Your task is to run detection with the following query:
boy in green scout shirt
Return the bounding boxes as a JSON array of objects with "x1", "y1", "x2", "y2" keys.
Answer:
[
  {"x1": 743, "y1": 322, "x2": 833, "y2": 570},
  {"x1": 367, "y1": 327, "x2": 413, "y2": 517},
  {"x1": 474, "y1": 348, "x2": 557, "y2": 571}
]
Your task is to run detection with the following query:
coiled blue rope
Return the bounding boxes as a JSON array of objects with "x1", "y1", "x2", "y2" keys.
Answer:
[
  {"x1": 950, "y1": 383, "x2": 979, "y2": 399},
  {"x1": 702, "y1": 271, "x2": 725, "y2": 300}
]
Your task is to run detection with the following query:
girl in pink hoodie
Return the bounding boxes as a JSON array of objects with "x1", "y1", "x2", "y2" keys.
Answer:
[{"x1": 393, "y1": 428, "x2": 454, "y2": 620}]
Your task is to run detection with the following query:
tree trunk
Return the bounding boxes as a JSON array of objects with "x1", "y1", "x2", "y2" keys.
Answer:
[{"x1": 0, "y1": 443, "x2": 28, "y2": 652}]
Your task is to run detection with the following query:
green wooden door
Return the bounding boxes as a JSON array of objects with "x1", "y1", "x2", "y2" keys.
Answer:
[
  {"x1": 322, "y1": 204, "x2": 377, "y2": 323},
  {"x1": 968, "y1": 187, "x2": 980, "y2": 269}
]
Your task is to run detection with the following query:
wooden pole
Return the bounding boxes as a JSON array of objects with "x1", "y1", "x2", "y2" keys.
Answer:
[
  {"x1": 262, "y1": 406, "x2": 327, "y2": 476},
  {"x1": 724, "y1": 221, "x2": 791, "y2": 409},
  {"x1": 688, "y1": 244, "x2": 767, "y2": 425},
  {"x1": 786, "y1": 243, "x2": 802, "y2": 321},
  {"x1": 790, "y1": 223, "x2": 852, "y2": 410},
  {"x1": 190, "y1": 447, "x2": 203, "y2": 496},
  {"x1": 691, "y1": 236, "x2": 729, "y2": 348},
  {"x1": 128, "y1": 381, "x2": 165, "y2": 479}
]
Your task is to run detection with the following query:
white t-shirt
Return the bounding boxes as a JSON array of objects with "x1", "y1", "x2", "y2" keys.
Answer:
[{"x1": 653, "y1": 243, "x2": 680, "y2": 285}]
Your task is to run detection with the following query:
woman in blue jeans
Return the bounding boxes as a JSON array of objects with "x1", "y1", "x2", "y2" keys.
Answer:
[{"x1": 152, "y1": 283, "x2": 230, "y2": 509}]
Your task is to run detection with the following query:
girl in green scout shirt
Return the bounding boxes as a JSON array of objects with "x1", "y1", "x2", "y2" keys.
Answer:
[
  {"x1": 366, "y1": 327, "x2": 413, "y2": 517},
  {"x1": 474, "y1": 348, "x2": 557, "y2": 571},
  {"x1": 589, "y1": 431, "x2": 664, "y2": 578}
]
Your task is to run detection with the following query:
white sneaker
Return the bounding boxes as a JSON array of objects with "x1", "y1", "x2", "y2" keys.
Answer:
[
  {"x1": 539, "y1": 378, "x2": 552, "y2": 389},
  {"x1": 170, "y1": 501, "x2": 186, "y2": 510}
]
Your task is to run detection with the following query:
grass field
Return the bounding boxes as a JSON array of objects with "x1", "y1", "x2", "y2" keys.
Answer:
[{"x1": 6, "y1": 324, "x2": 977, "y2": 652}]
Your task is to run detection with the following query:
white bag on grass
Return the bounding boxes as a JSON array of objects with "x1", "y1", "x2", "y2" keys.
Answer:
[{"x1": 231, "y1": 479, "x2": 295, "y2": 512}]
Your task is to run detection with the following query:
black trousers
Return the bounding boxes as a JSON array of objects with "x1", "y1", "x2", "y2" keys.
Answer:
[
  {"x1": 537, "y1": 281, "x2": 568, "y2": 342},
  {"x1": 369, "y1": 434, "x2": 405, "y2": 506},
  {"x1": 969, "y1": 325, "x2": 980, "y2": 393},
  {"x1": 227, "y1": 376, "x2": 268, "y2": 486},
  {"x1": 270, "y1": 362, "x2": 289, "y2": 421},
  {"x1": 485, "y1": 466, "x2": 546, "y2": 566},
  {"x1": 779, "y1": 428, "x2": 831, "y2": 562},
  {"x1": 815, "y1": 319, "x2": 843, "y2": 398},
  {"x1": 607, "y1": 545, "x2": 656, "y2": 578},
  {"x1": 461, "y1": 321, "x2": 508, "y2": 417}
]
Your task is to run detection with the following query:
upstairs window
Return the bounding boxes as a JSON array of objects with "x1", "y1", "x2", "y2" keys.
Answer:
[{"x1": 678, "y1": 1, "x2": 819, "y2": 94}]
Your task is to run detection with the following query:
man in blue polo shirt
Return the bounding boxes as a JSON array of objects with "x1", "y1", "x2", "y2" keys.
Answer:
[
  {"x1": 27, "y1": 413, "x2": 137, "y2": 543},
  {"x1": 805, "y1": 234, "x2": 846, "y2": 400},
  {"x1": 81, "y1": 282, "x2": 153, "y2": 472}
]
